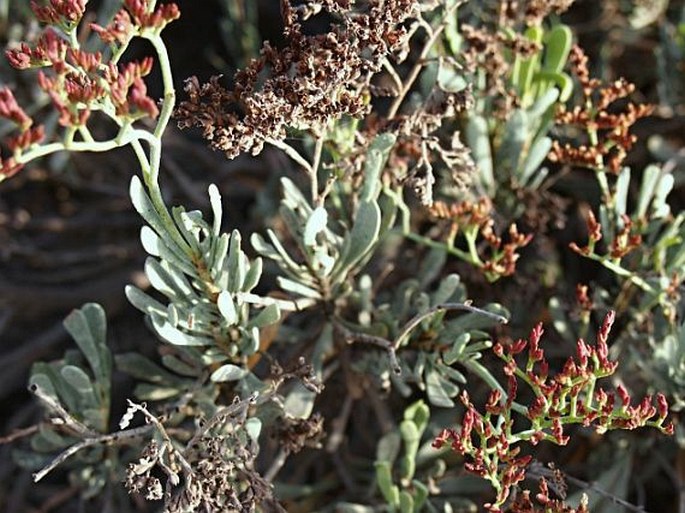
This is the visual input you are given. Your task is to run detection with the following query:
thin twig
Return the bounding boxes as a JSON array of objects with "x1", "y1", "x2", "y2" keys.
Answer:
[
  {"x1": 326, "y1": 394, "x2": 354, "y2": 454},
  {"x1": 382, "y1": 58, "x2": 404, "y2": 95},
  {"x1": 335, "y1": 321, "x2": 401, "y2": 375},
  {"x1": 386, "y1": 2, "x2": 461, "y2": 119},
  {"x1": 125, "y1": 401, "x2": 194, "y2": 477},
  {"x1": 267, "y1": 138, "x2": 316, "y2": 185},
  {"x1": 29, "y1": 384, "x2": 97, "y2": 438},
  {"x1": 0, "y1": 425, "x2": 39, "y2": 445},
  {"x1": 264, "y1": 448, "x2": 289, "y2": 482},
  {"x1": 393, "y1": 301, "x2": 508, "y2": 350},
  {"x1": 33, "y1": 423, "x2": 154, "y2": 482},
  {"x1": 186, "y1": 392, "x2": 258, "y2": 449},
  {"x1": 311, "y1": 130, "x2": 326, "y2": 205}
]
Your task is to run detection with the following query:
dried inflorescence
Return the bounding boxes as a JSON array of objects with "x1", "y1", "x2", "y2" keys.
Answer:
[
  {"x1": 459, "y1": 23, "x2": 539, "y2": 114},
  {"x1": 275, "y1": 412, "x2": 324, "y2": 454},
  {"x1": 433, "y1": 311, "x2": 673, "y2": 511},
  {"x1": 125, "y1": 397, "x2": 284, "y2": 513},
  {"x1": 175, "y1": 0, "x2": 416, "y2": 159},
  {"x1": 549, "y1": 45, "x2": 653, "y2": 174},
  {"x1": 429, "y1": 197, "x2": 533, "y2": 280},
  {"x1": 508, "y1": 478, "x2": 588, "y2": 513},
  {"x1": 569, "y1": 210, "x2": 642, "y2": 260},
  {"x1": 518, "y1": 0, "x2": 575, "y2": 26},
  {"x1": 376, "y1": 84, "x2": 476, "y2": 204}
]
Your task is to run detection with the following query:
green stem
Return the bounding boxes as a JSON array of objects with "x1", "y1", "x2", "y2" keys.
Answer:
[
  {"x1": 267, "y1": 138, "x2": 317, "y2": 193},
  {"x1": 405, "y1": 231, "x2": 482, "y2": 266},
  {"x1": 584, "y1": 252, "x2": 655, "y2": 293},
  {"x1": 393, "y1": 302, "x2": 507, "y2": 350},
  {"x1": 311, "y1": 131, "x2": 326, "y2": 205},
  {"x1": 147, "y1": 35, "x2": 176, "y2": 142},
  {"x1": 464, "y1": 227, "x2": 484, "y2": 266},
  {"x1": 16, "y1": 127, "x2": 156, "y2": 164}
]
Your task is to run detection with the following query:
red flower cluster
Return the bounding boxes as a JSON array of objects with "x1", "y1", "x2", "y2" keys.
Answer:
[
  {"x1": 6, "y1": 28, "x2": 67, "y2": 70},
  {"x1": 0, "y1": 0, "x2": 179, "y2": 180},
  {"x1": 91, "y1": 0, "x2": 180, "y2": 43},
  {"x1": 433, "y1": 311, "x2": 673, "y2": 511},
  {"x1": 30, "y1": 0, "x2": 86, "y2": 29},
  {"x1": 0, "y1": 87, "x2": 41, "y2": 178}
]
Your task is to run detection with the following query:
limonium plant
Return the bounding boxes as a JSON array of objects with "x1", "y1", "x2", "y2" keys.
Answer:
[{"x1": 0, "y1": 1, "x2": 679, "y2": 512}]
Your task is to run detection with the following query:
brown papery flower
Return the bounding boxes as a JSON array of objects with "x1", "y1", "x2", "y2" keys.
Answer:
[
  {"x1": 176, "y1": 0, "x2": 416, "y2": 159},
  {"x1": 550, "y1": 45, "x2": 653, "y2": 174}
]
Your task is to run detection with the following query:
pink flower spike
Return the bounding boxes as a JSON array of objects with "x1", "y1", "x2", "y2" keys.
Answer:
[
  {"x1": 598, "y1": 310, "x2": 616, "y2": 347},
  {"x1": 0, "y1": 156, "x2": 23, "y2": 179},
  {"x1": 576, "y1": 338, "x2": 590, "y2": 368},
  {"x1": 552, "y1": 418, "x2": 569, "y2": 445},
  {"x1": 0, "y1": 88, "x2": 32, "y2": 130},
  {"x1": 432, "y1": 428, "x2": 452, "y2": 449},
  {"x1": 616, "y1": 384, "x2": 631, "y2": 408},
  {"x1": 31, "y1": 0, "x2": 86, "y2": 27},
  {"x1": 656, "y1": 393, "x2": 669, "y2": 420},
  {"x1": 510, "y1": 338, "x2": 527, "y2": 355}
]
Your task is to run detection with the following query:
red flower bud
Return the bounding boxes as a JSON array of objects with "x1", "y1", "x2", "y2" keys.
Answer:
[
  {"x1": 616, "y1": 384, "x2": 631, "y2": 408},
  {"x1": 656, "y1": 393, "x2": 669, "y2": 420}
]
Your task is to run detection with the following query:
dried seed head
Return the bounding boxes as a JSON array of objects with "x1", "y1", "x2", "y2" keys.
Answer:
[{"x1": 176, "y1": 0, "x2": 416, "y2": 159}]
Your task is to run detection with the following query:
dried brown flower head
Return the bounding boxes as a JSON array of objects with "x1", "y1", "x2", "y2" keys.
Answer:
[
  {"x1": 176, "y1": 0, "x2": 416, "y2": 159},
  {"x1": 570, "y1": 210, "x2": 642, "y2": 261},
  {"x1": 458, "y1": 21, "x2": 540, "y2": 116},
  {"x1": 429, "y1": 197, "x2": 532, "y2": 280},
  {"x1": 497, "y1": 0, "x2": 575, "y2": 26},
  {"x1": 507, "y1": 479, "x2": 588, "y2": 513},
  {"x1": 550, "y1": 45, "x2": 653, "y2": 174},
  {"x1": 388, "y1": 86, "x2": 476, "y2": 205}
]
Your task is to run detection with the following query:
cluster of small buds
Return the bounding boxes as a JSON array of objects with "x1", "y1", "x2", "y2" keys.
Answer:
[
  {"x1": 550, "y1": 45, "x2": 652, "y2": 174},
  {"x1": 433, "y1": 311, "x2": 674, "y2": 511},
  {"x1": 0, "y1": 88, "x2": 42, "y2": 178},
  {"x1": 429, "y1": 198, "x2": 532, "y2": 281},
  {"x1": 569, "y1": 210, "x2": 642, "y2": 261},
  {"x1": 91, "y1": 0, "x2": 180, "y2": 43},
  {"x1": 0, "y1": 0, "x2": 179, "y2": 180},
  {"x1": 433, "y1": 386, "x2": 534, "y2": 510},
  {"x1": 482, "y1": 223, "x2": 533, "y2": 281},
  {"x1": 459, "y1": 24, "x2": 533, "y2": 115},
  {"x1": 6, "y1": 28, "x2": 68, "y2": 69},
  {"x1": 575, "y1": 284, "x2": 593, "y2": 312},
  {"x1": 30, "y1": 0, "x2": 86, "y2": 30},
  {"x1": 609, "y1": 215, "x2": 642, "y2": 259}
]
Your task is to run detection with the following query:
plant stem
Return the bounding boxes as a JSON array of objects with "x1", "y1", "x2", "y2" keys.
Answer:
[
  {"x1": 393, "y1": 302, "x2": 508, "y2": 350},
  {"x1": 311, "y1": 131, "x2": 326, "y2": 205},
  {"x1": 404, "y1": 231, "x2": 482, "y2": 266},
  {"x1": 386, "y1": 2, "x2": 459, "y2": 119},
  {"x1": 267, "y1": 138, "x2": 318, "y2": 199},
  {"x1": 33, "y1": 424, "x2": 154, "y2": 483}
]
